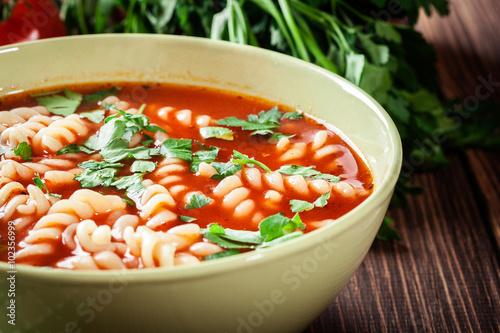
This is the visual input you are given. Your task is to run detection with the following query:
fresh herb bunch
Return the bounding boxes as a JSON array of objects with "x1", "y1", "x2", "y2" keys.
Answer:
[{"x1": 55, "y1": 0, "x2": 500, "y2": 240}]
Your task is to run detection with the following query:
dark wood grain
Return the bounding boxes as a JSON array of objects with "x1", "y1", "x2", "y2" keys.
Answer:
[
  {"x1": 465, "y1": 150, "x2": 500, "y2": 248},
  {"x1": 304, "y1": 0, "x2": 500, "y2": 332},
  {"x1": 418, "y1": 0, "x2": 500, "y2": 101}
]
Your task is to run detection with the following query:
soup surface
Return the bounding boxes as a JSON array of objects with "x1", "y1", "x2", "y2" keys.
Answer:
[{"x1": 0, "y1": 83, "x2": 373, "y2": 270}]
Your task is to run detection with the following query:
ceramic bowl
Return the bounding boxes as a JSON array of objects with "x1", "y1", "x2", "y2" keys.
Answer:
[{"x1": 0, "y1": 35, "x2": 401, "y2": 333}]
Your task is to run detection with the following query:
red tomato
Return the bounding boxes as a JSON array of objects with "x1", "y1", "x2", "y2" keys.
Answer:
[{"x1": 0, "y1": 0, "x2": 66, "y2": 46}]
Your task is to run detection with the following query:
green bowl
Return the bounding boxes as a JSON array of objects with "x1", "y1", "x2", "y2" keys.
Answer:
[{"x1": 0, "y1": 35, "x2": 401, "y2": 333}]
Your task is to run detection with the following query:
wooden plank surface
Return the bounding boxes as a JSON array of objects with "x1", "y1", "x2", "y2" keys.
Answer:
[{"x1": 304, "y1": 0, "x2": 500, "y2": 331}]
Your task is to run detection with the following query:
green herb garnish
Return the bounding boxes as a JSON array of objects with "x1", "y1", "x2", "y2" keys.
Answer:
[
  {"x1": 35, "y1": 89, "x2": 83, "y2": 116},
  {"x1": 160, "y1": 138, "x2": 192, "y2": 161},
  {"x1": 130, "y1": 160, "x2": 156, "y2": 173},
  {"x1": 84, "y1": 87, "x2": 120, "y2": 103},
  {"x1": 231, "y1": 150, "x2": 271, "y2": 172},
  {"x1": 200, "y1": 126, "x2": 234, "y2": 140},
  {"x1": 79, "y1": 110, "x2": 105, "y2": 123},
  {"x1": 202, "y1": 249, "x2": 240, "y2": 261},
  {"x1": 191, "y1": 146, "x2": 220, "y2": 172},
  {"x1": 13, "y1": 142, "x2": 32, "y2": 161},
  {"x1": 210, "y1": 161, "x2": 242, "y2": 181},
  {"x1": 74, "y1": 160, "x2": 123, "y2": 188},
  {"x1": 277, "y1": 165, "x2": 340, "y2": 183},
  {"x1": 33, "y1": 173, "x2": 62, "y2": 198},
  {"x1": 290, "y1": 192, "x2": 330, "y2": 213},
  {"x1": 215, "y1": 107, "x2": 283, "y2": 136},
  {"x1": 179, "y1": 215, "x2": 197, "y2": 223},
  {"x1": 185, "y1": 193, "x2": 212, "y2": 209}
]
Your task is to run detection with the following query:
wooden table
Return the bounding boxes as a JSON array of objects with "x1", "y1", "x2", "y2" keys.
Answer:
[{"x1": 305, "y1": 1, "x2": 500, "y2": 332}]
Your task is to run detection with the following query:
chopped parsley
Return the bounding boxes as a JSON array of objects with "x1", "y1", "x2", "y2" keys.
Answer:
[
  {"x1": 185, "y1": 193, "x2": 212, "y2": 209},
  {"x1": 231, "y1": 150, "x2": 271, "y2": 172},
  {"x1": 74, "y1": 161, "x2": 123, "y2": 188},
  {"x1": 35, "y1": 89, "x2": 83, "y2": 116},
  {"x1": 160, "y1": 138, "x2": 192, "y2": 161},
  {"x1": 130, "y1": 160, "x2": 156, "y2": 173},
  {"x1": 79, "y1": 110, "x2": 105, "y2": 123},
  {"x1": 283, "y1": 112, "x2": 303, "y2": 120},
  {"x1": 202, "y1": 249, "x2": 240, "y2": 261},
  {"x1": 200, "y1": 212, "x2": 305, "y2": 250},
  {"x1": 56, "y1": 144, "x2": 95, "y2": 155},
  {"x1": 290, "y1": 192, "x2": 331, "y2": 213},
  {"x1": 211, "y1": 161, "x2": 242, "y2": 180},
  {"x1": 277, "y1": 165, "x2": 340, "y2": 183},
  {"x1": 190, "y1": 146, "x2": 220, "y2": 172},
  {"x1": 13, "y1": 142, "x2": 32, "y2": 161},
  {"x1": 199, "y1": 126, "x2": 234, "y2": 140},
  {"x1": 111, "y1": 173, "x2": 146, "y2": 198},
  {"x1": 215, "y1": 107, "x2": 283, "y2": 136},
  {"x1": 33, "y1": 173, "x2": 62, "y2": 198},
  {"x1": 84, "y1": 87, "x2": 120, "y2": 103},
  {"x1": 179, "y1": 215, "x2": 197, "y2": 223}
]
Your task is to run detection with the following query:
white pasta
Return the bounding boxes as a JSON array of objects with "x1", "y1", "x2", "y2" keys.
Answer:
[
  {"x1": 0, "y1": 115, "x2": 55, "y2": 148},
  {"x1": 16, "y1": 184, "x2": 53, "y2": 218},
  {"x1": 32, "y1": 114, "x2": 90, "y2": 154},
  {"x1": 1, "y1": 85, "x2": 373, "y2": 271},
  {"x1": 76, "y1": 220, "x2": 115, "y2": 253},
  {"x1": 0, "y1": 106, "x2": 50, "y2": 132},
  {"x1": 278, "y1": 142, "x2": 306, "y2": 162},
  {"x1": 213, "y1": 175, "x2": 243, "y2": 197},
  {"x1": 311, "y1": 130, "x2": 329, "y2": 150},
  {"x1": 0, "y1": 160, "x2": 35, "y2": 181}
]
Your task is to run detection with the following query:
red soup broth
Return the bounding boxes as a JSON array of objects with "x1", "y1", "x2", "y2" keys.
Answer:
[{"x1": 0, "y1": 83, "x2": 373, "y2": 269}]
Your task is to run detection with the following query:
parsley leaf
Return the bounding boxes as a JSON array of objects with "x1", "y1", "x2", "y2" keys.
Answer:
[
  {"x1": 215, "y1": 107, "x2": 283, "y2": 135},
  {"x1": 74, "y1": 160, "x2": 123, "y2": 188},
  {"x1": 289, "y1": 200, "x2": 314, "y2": 213},
  {"x1": 185, "y1": 193, "x2": 212, "y2": 209},
  {"x1": 179, "y1": 215, "x2": 197, "y2": 223},
  {"x1": 56, "y1": 144, "x2": 95, "y2": 155},
  {"x1": 283, "y1": 112, "x2": 303, "y2": 120},
  {"x1": 211, "y1": 161, "x2": 242, "y2": 180},
  {"x1": 201, "y1": 223, "x2": 262, "y2": 249},
  {"x1": 13, "y1": 142, "x2": 32, "y2": 161},
  {"x1": 111, "y1": 173, "x2": 146, "y2": 198},
  {"x1": 160, "y1": 138, "x2": 192, "y2": 161},
  {"x1": 200, "y1": 213, "x2": 304, "y2": 251},
  {"x1": 84, "y1": 87, "x2": 120, "y2": 103},
  {"x1": 269, "y1": 132, "x2": 295, "y2": 142},
  {"x1": 80, "y1": 110, "x2": 105, "y2": 123},
  {"x1": 33, "y1": 173, "x2": 62, "y2": 198},
  {"x1": 100, "y1": 139, "x2": 160, "y2": 163},
  {"x1": 130, "y1": 160, "x2": 156, "y2": 173},
  {"x1": 200, "y1": 126, "x2": 234, "y2": 140},
  {"x1": 313, "y1": 192, "x2": 330, "y2": 207},
  {"x1": 191, "y1": 146, "x2": 220, "y2": 172},
  {"x1": 290, "y1": 192, "x2": 331, "y2": 212},
  {"x1": 202, "y1": 249, "x2": 240, "y2": 261},
  {"x1": 259, "y1": 213, "x2": 304, "y2": 242},
  {"x1": 277, "y1": 165, "x2": 340, "y2": 182},
  {"x1": 231, "y1": 150, "x2": 271, "y2": 172},
  {"x1": 35, "y1": 89, "x2": 83, "y2": 116}
]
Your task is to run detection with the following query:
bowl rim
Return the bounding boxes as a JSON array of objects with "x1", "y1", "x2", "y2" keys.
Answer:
[{"x1": 0, "y1": 34, "x2": 402, "y2": 282}]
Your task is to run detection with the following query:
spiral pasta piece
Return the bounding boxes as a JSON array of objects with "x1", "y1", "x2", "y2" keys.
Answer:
[
  {"x1": 32, "y1": 114, "x2": 90, "y2": 154},
  {"x1": 0, "y1": 106, "x2": 50, "y2": 132},
  {"x1": 56, "y1": 252, "x2": 127, "y2": 270},
  {"x1": 139, "y1": 183, "x2": 177, "y2": 228},
  {"x1": 0, "y1": 115, "x2": 55, "y2": 148}
]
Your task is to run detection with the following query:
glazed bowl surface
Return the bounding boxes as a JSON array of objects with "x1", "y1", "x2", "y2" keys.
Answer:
[{"x1": 0, "y1": 34, "x2": 401, "y2": 333}]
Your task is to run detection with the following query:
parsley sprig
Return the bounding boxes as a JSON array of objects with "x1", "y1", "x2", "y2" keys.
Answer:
[{"x1": 200, "y1": 212, "x2": 305, "y2": 257}]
